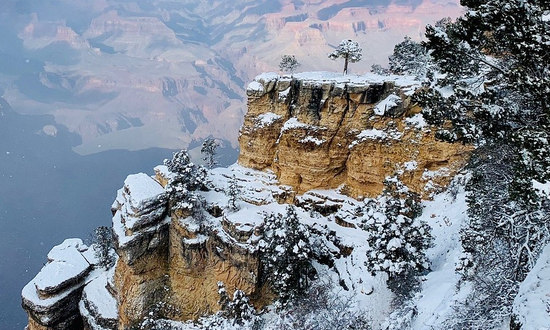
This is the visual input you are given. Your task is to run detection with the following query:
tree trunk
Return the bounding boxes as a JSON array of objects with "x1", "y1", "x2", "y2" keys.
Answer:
[{"x1": 343, "y1": 56, "x2": 349, "y2": 75}]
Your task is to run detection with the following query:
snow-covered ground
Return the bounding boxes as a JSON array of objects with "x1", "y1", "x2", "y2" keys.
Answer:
[{"x1": 138, "y1": 165, "x2": 473, "y2": 329}]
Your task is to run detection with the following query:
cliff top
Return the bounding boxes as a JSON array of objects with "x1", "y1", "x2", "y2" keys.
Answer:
[{"x1": 247, "y1": 71, "x2": 421, "y2": 93}]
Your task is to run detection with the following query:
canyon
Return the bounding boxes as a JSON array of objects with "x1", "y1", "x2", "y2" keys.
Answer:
[
  {"x1": 0, "y1": 0, "x2": 462, "y2": 155},
  {"x1": 22, "y1": 72, "x2": 472, "y2": 329}
]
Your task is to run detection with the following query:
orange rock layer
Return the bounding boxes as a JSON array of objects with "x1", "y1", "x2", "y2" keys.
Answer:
[{"x1": 239, "y1": 74, "x2": 471, "y2": 198}]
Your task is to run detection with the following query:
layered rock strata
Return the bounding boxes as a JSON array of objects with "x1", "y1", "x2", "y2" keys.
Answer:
[
  {"x1": 21, "y1": 239, "x2": 110, "y2": 330},
  {"x1": 239, "y1": 72, "x2": 472, "y2": 198},
  {"x1": 22, "y1": 72, "x2": 472, "y2": 329}
]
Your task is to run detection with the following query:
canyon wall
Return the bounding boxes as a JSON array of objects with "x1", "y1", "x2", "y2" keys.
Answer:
[
  {"x1": 22, "y1": 72, "x2": 471, "y2": 329},
  {"x1": 239, "y1": 72, "x2": 471, "y2": 198}
]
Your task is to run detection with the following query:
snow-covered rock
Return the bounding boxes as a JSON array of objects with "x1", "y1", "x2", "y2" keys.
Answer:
[
  {"x1": 79, "y1": 270, "x2": 118, "y2": 330},
  {"x1": 22, "y1": 239, "x2": 92, "y2": 328}
]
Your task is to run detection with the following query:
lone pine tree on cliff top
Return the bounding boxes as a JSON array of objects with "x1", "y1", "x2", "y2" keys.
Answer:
[{"x1": 329, "y1": 39, "x2": 362, "y2": 75}]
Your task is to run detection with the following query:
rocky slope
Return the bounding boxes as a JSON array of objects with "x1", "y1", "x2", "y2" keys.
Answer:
[{"x1": 22, "y1": 72, "x2": 473, "y2": 329}]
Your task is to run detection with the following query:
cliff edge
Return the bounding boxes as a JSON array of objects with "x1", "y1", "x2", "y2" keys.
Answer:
[
  {"x1": 240, "y1": 72, "x2": 471, "y2": 198},
  {"x1": 22, "y1": 72, "x2": 472, "y2": 329}
]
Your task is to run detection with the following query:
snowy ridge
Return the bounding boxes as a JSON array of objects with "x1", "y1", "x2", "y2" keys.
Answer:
[{"x1": 252, "y1": 71, "x2": 420, "y2": 88}]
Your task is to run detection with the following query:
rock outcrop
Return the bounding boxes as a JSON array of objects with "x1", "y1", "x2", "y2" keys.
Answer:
[
  {"x1": 239, "y1": 72, "x2": 471, "y2": 198},
  {"x1": 22, "y1": 72, "x2": 471, "y2": 329},
  {"x1": 22, "y1": 239, "x2": 95, "y2": 329}
]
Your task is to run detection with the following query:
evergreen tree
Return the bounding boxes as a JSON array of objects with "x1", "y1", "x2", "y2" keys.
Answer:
[
  {"x1": 362, "y1": 177, "x2": 431, "y2": 299},
  {"x1": 216, "y1": 282, "x2": 258, "y2": 326},
  {"x1": 370, "y1": 64, "x2": 390, "y2": 76},
  {"x1": 164, "y1": 150, "x2": 208, "y2": 218},
  {"x1": 259, "y1": 206, "x2": 313, "y2": 302},
  {"x1": 226, "y1": 175, "x2": 240, "y2": 212},
  {"x1": 328, "y1": 39, "x2": 362, "y2": 74},
  {"x1": 420, "y1": 1, "x2": 550, "y2": 326},
  {"x1": 279, "y1": 55, "x2": 300, "y2": 74},
  {"x1": 92, "y1": 226, "x2": 115, "y2": 269},
  {"x1": 388, "y1": 36, "x2": 430, "y2": 79},
  {"x1": 201, "y1": 138, "x2": 219, "y2": 169}
]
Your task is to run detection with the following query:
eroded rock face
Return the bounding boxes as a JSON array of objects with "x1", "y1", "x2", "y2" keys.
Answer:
[
  {"x1": 22, "y1": 239, "x2": 92, "y2": 330},
  {"x1": 239, "y1": 72, "x2": 472, "y2": 198},
  {"x1": 22, "y1": 72, "x2": 472, "y2": 329}
]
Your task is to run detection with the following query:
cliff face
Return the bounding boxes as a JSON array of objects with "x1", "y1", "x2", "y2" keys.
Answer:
[
  {"x1": 22, "y1": 72, "x2": 471, "y2": 329},
  {"x1": 239, "y1": 72, "x2": 471, "y2": 198}
]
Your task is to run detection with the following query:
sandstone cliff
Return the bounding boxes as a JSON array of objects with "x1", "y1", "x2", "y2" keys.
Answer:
[
  {"x1": 239, "y1": 72, "x2": 471, "y2": 198},
  {"x1": 22, "y1": 72, "x2": 471, "y2": 329}
]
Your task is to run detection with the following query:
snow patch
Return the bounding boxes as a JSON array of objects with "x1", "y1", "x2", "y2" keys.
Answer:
[
  {"x1": 255, "y1": 112, "x2": 282, "y2": 129},
  {"x1": 349, "y1": 128, "x2": 402, "y2": 148},
  {"x1": 405, "y1": 114, "x2": 428, "y2": 129},
  {"x1": 532, "y1": 179, "x2": 550, "y2": 198},
  {"x1": 254, "y1": 72, "x2": 279, "y2": 82},
  {"x1": 403, "y1": 161, "x2": 418, "y2": 171},
  {"x1": 124, "y1": 173, "x2": 165, "y2": 210},
  {"x1": 374, "y1": 94, "x2": 401, "y2": 116},
  {"x1": 81, "y1": 272, "x2": 118, "y2": 320},
  {"x1": 247, "y1": 81, "x2": 264, "y2": 93},
  {"x1": 513, "y1": 243, "x2": 550, "y2": 329},
  {"x1": 299, "y1": 136, "x2": 325, "y2": 145},
  {"x1": 34, "y1": 239, "x2": 91, "y2": 295},
  {"x1": 281, "y1": 118, "x2": 311, "y2": 132},
  {"x1": 278, "y1": 87, "x2": 290, "y2": 101}
]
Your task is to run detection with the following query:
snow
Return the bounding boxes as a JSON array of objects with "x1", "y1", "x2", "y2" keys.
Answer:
[
  {"x1": 387, "y1": 238, "x2": 402, "y2": 250},
  {"x1": 246, "y1": 81, "x2": 264, "y2": 93},
  {"x1": 349, "y1": 128, "x2": 403, "y2": 149},
  {"x1": 253, "y1": 72, "x2": 279, "y2": 82},
  {"x1": 183, "y1": 234, "x2": 208, "y2": 245},
  {"x1": 22, "y1": 279, "x2": 82, "y2": 311},
  {"x1": 280, "y1": 117, "x2": 311, "y2": 132},
  {"x1": 255, "y1": 112, "x2": 281, "y2": 129},
  {"x1": 278, "y1": 88, "x2": 290, "y2": 101},
  {"x1": 374, "y1": 94, "x2": 401, "y2": 116},
  {"x1": 404, "y1": 113, "x2": 428, "y2": 129},
  {"x1": 22, "y1": 239, "x2": 92, "y2": 311},
  {"x1": 532, "y1": 179, "x2": 550, "y2": 198},
  {"x1": 513, "y1": 243, "x2": 550, "y2": 329},
  {"x1": 33, "y1": 239, "x2": 91, "y2": 295},
  {"x1": 403, "y1": 161, "x2": 418, "y2": 171},
  {"x1": 251, "y1": 71, "x2": 420, "y2": 89},
  {"x1": 123, "y1": 173, "x2": 165, "y2": 210},
  {"x1": 422, "y1": 168, "x2": 450, "y2": 180},
  {"x1": 299, "y1": 71, "x2": 419, "y2": 87},
  {"x1": 81, "y1": 271, "x2": 118, "y2": 320},
  {"x1": 154, "y1": 165, "x2": 175, "y2": 181},
  {"x1": 410, "y1": 179, "x2": 468, "y2": 329},
  {"x1": 299, "y1": 136, "x2": 325, "y2": 145},
  {"x1": 356, "y1": 128, "x2": 388, "y2": 140}
]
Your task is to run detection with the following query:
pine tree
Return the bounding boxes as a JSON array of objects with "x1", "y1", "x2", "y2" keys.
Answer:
[
  {"x1": 92, "y1": 226, "x2": 115, "y2": 269},
  {"x1": 259, "y1": 206, "x2": 313, "y2": 302},
  {"x1": 370, "y1": 64, "x2": 390, "y2": 76},
  {"x1": 226, "y1": 175, "x2": 240, "y2": 212},
  {"x1": 201, "y1": 138, "x2": 219, "y2": 169},
  {"x1": 216, "y1": 282, "x2": 258, "y2": 326},
  {"x1": 164, "y1": 150, "x2": 208, "y2": 219},
  {"x1": 279, "y1": 55, "x2": 300, "y2": 74},
  {"x1": 388, "y1": 36, "x2": 430, "y2": 79},
  {"x1": 420, "y1": 1, "x2": 550, "y2": 326},
  {"x1": 328, "y1": 39, "x2": 362, "y2": 75},
  {"x1": 362, "y1": 177, "x2": 431, "y2": 298}
]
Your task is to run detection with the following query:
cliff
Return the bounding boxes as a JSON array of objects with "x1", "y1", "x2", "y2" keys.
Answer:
[
  {"x1": 22, "y1": 72, "x2": 472, "y2": 329},
  {"x1": 240, "y1": 72, "x2": 471, "y2": 198}
]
